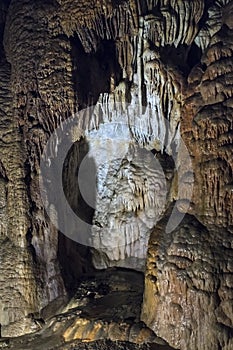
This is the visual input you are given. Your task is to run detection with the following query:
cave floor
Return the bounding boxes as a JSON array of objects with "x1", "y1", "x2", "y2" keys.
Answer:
[{"x1": 0, "y1": 268, "x2": 175, "y2": 350}]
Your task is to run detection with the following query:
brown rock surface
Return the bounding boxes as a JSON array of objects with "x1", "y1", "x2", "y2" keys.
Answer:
[
  {"x1": 142, "y1": 2, "x2": 233, "y2": 349},
  {"x1": 0, "y1": 268, "x2": 174, "y2": 349}
]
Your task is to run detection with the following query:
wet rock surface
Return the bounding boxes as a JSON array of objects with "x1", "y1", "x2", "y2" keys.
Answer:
[{"x1": 0, "y1": 268, "x2": 174, "y2": 350}]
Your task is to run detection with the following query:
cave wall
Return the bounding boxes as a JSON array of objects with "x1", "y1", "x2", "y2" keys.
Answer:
[
  {"x1": 141, "y1": 1, "x2": 233, "y2": 349},
  {"x1": 0, "y1": 0, "x2": 232, "y2": 348},
  {"x1": 0, "y1": 0, "x2": 41, "y2": 336}
]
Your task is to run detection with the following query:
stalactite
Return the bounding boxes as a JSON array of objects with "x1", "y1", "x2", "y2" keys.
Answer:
[
  {"x1": 195, "y1": 0, "x2": 232, "y2": 52},
  {"x1": 1, "y1": 0, "x2": 233, "y2": 347}
]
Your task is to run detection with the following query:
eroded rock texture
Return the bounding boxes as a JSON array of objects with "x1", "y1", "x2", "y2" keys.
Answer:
[
  {"x1": 0, "y1": 268, "x2": 176, "y2": 350},
  {"x1": 0, "y1": 0, "x2": 232, "y2": 349},
  {"x1": 142, "y1": 1, "x2": 233, "y2": 349}
]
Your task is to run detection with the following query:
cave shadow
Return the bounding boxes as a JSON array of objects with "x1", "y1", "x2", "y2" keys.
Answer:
[
  {"x1": 58, "y1": 33, "x2": 123, "y2": 294},
  {"x1": 70, "y1": 34, "x2": 123, "y2": 108},
  {"x1": 58, "y1": 137, "x2": 97, "y2": 294}
]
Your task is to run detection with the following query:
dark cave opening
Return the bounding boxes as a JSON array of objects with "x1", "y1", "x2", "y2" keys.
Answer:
[
  {"x1": 159, "y1": 43, "x2": 202, "y2": 76},
  {"x1": 71, "y1": 35, "x2": 123, "y2": 108},
  {"x1": 187, "y1": 42, "x2": 202, "y2": 71},
  {"x1": 58, "y1": 137, "x2": 96, "y2": 294},
  {"x1": 57, "y1": 233, "x2": 94, "y2": 294},
  {"x1": 62, "y1": 137, "x2": 96, "y2": 226}
]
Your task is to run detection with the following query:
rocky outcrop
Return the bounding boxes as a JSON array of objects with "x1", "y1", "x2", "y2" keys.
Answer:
[
  {"x1": 142, "y1": 211, "x2": 233, "y2": 350},
  {"x1": 142, "y1": 1, "x2": 233, "y2": 349},
  {"x1": 0, "y1": 22, "x2": 39, "y2": 337}
]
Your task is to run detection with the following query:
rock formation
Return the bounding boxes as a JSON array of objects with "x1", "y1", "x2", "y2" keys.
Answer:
[{"x1": 0, "y1": 0, "x2": 232, "y2": 349}]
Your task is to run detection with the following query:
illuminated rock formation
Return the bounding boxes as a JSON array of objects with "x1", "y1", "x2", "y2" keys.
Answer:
[{"x1": 0, "y1": 1, "x2": 232, "y2": 349}]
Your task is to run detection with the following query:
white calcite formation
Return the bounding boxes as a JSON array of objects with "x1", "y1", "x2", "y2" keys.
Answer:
[
  {"x1": 71, "y1": 35, "x2": 185, "y2": 270},
  {"x1": 88, "y1": 135, "x2": 167, "y2": 270},
  {"x1": 63, "y1": 6, "x2": 192, "y2": 270},
  {"x1": 66, "y1": 8, "x2": 188, "y2": 270},
  {"x1": 71, "y1": 103, "x2": 170, "y2": 270}
]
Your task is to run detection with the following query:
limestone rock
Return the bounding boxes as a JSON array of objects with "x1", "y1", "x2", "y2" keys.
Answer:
[
  {"x1": 142, "y1": 211, "x2": 233, "y2": 350},
  {"x1": 0, "y1": 0, "x2": 232, "y2": 349},
  {"x1": 142, "y1": 2, "x2": 233, "y2": 349},
  {"x1": 0, "y1": 269, "x2": 174, "y2": 350}
]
